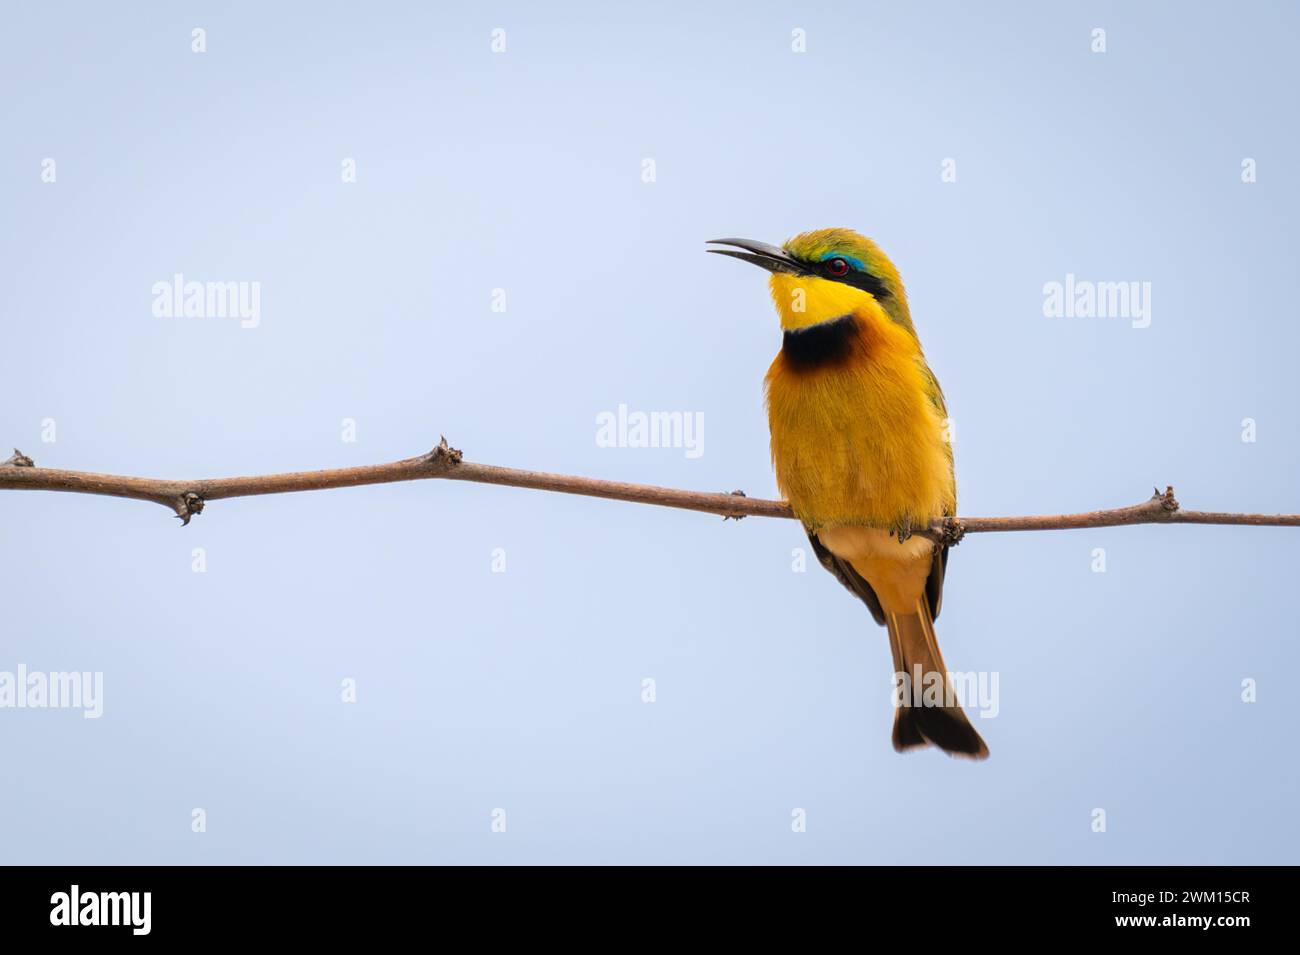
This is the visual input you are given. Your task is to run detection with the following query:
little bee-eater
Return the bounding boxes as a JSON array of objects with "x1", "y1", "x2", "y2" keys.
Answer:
[{"x1": 709, "y1": 229, "x2": 988, "y2": 758}]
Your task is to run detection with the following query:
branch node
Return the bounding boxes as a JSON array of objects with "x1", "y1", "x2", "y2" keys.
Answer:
[
  {"x1": 722, "y1": 489, "x2": 747, "y2": 521},
  {"x1": 173, "y1": 492, "x2": 205, "y2": 526},
  {"x1": 3, "y1": 449, "x2": 34, "y2": 468},
  {"x1": 1154, "y1": 484, "x2": 1180, "y2": 514},
  {"x1": 425, "y1": 436, "x2": 463, "y2": 472}
]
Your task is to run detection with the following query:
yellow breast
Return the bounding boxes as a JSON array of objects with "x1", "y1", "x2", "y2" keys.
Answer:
[{"x1": 764, "y1": 306, "x2": 955, "y2": 531}]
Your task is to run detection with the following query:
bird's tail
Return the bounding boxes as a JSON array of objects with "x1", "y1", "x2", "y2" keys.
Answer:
[{"x1": 887, "y1": 600, "x2": 989, "y2": 759}]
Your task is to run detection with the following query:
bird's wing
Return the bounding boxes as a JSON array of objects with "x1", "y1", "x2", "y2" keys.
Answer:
[
  {"x1": 925, "y1": 543, "x2": 949, "y2": 621},
  {"x1": 918, "y1": 355, "x2": 953, "y2": 620},
  {"x1": 805, "y1": 528, "x2": 887, "y2": 626},
  {"x1": 919, "y1": 356, "x2": 955, "y2": 480}
]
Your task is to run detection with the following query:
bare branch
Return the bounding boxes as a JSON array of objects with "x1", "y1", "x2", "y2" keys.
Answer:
[{"x1": 2, "y1": 440, "x2": 1298, "y2": 538}]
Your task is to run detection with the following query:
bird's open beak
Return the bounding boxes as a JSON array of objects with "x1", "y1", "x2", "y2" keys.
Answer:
[{"x1": 706, "y1": 237, "x2": 806, "y2": 275}]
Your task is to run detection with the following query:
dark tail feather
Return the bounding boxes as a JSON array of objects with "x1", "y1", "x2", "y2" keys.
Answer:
[{"x1": 887, "y1": 602, "x2": 989, "y2": 759}]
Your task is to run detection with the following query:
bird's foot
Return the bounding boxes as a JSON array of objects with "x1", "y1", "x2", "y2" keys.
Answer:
[{"x1": 938, "y1": 517, "x2": 966, "y2": 546}]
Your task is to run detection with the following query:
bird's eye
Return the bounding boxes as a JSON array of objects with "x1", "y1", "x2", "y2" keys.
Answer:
[{"x1": 825, "y1": 257, "x2": 850, "y2": 276}]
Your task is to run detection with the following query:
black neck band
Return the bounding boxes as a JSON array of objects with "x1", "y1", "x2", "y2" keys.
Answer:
[{"x1": 781, "y1": 314, "x2": 859, "y2": 370}]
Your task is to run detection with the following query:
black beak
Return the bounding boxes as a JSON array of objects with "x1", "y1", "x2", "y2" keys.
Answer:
[{"x1": 706, "y1": 237, "x2": 806, "y2": 275}]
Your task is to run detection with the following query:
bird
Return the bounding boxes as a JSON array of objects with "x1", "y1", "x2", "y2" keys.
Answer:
[{"x1": 708, "y1": 229, "x2": 988, "y2": 758}]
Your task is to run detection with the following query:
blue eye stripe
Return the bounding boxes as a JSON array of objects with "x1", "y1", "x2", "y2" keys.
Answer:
[{"x1": 820, "y1": 252, "x2": 864, "y2": 270}]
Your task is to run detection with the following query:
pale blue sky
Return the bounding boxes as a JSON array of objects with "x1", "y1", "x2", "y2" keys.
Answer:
[{"x1": 2, "y1": 1, "x2": 1297, "y2": 863}]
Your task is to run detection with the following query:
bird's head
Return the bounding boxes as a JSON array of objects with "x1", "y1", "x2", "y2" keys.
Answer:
[{"x1": 708, "y1": 228, "x2": 912, "y2": 334}]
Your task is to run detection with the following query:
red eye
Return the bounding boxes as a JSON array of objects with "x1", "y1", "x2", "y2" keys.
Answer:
[{"x1": 825, "y1": 258, "x2": 849, "y2": 276}]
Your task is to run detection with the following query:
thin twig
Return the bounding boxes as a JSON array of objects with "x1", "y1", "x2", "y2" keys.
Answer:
[{"x1": 2, "y1": 441, "x2": 1298, "y2": 540}]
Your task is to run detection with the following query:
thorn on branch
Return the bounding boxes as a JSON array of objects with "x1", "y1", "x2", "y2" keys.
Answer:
[
  {"x1": 723, "y1": 489, "x2": 747, "y2": 521},
  {"x1": 425, "y1": 436, "x2": 463, "y2": 472},
  {"x1": 174, "y1": 492, "x2": 205, "y2": 526},
  {"x1": 3, "y1": 449, "x2": 34, "y2": 468},
  {"x1": 1156, "y1": 485, "x2": 1180, "y2": 513}
]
